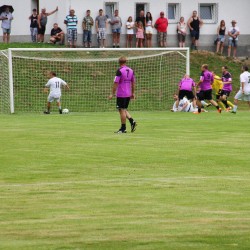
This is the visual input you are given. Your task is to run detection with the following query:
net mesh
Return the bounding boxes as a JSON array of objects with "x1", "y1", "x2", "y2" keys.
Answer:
[
  {"x1": 0, "y1": 49, "x2": 188, "y2": 113},
  {"x1": 0, "y1": 51, "x2": 10, "y2": 113}
]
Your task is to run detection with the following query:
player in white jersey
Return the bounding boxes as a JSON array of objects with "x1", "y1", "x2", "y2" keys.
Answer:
[
  {"x1": 231, "y1": 65, "x2": 250, "y2": 114},
  {"x1": 171, "y1": 94, "x2": 207, "y2": 112},
  {"x1": 44, "y1": 71, "x2": 69, "y2": 114}
]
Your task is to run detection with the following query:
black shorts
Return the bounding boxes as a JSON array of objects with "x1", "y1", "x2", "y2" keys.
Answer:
[
  {"x1": 220, "y1": 90, "x2": 231, "y2": 97},
  {"x1": 190, "y1": 30, "x2": 200, "y2": 40},
  {"x1": 197, "y1": 89, "x2": 213, "y2": 101},
  {"x1": 116, "y1": 97, "x2": 130, "y2": 109},
  {"x1": 38, "y1": 25, "x2": 46, "y2": 35},
  {"x1": 179, "y1": 90, "x2": 194, "y2": 100}
]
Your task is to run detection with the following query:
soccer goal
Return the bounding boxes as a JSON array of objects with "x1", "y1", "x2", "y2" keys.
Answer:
[{"x1": 0, "y1": 48, "x2": 189, "y2": 114}]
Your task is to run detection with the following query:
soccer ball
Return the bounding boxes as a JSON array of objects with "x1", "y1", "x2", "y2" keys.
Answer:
[{"x1": 62, "y1": 108, "x2": 69, "y2": 114}]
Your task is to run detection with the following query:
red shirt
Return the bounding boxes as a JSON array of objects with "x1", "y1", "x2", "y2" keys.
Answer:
[{"x1": 155, "y1": 17, "x2": 168, "y2": 32}]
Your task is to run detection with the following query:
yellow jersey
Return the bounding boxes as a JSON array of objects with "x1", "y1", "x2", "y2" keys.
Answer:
[{"x1": 212, "y1": 75, "x2": 223, "y2": 95}]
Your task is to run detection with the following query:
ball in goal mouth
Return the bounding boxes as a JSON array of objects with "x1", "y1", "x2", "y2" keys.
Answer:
[{"x1": 62, "y1": 108, "x2": 69, "y2": 114}]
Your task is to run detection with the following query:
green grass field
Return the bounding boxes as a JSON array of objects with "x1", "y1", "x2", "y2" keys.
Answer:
[{"x1": 1, "y1": 111, "x2": 250, "y2": 250}]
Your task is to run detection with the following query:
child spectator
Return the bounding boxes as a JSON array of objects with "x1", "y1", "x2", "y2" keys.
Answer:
[{"x1": 136, "y1": 21, "x2": 144, "y2": 48}]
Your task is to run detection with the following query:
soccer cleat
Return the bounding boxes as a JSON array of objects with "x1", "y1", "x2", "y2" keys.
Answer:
[
  {"x1": 230, "y1": 111, "x2": 236, "y2": 114},
  {"x1": 131, "y1": 121, "x2": 137, "y2": 133},
  {"x1": 193, "y1": 111, "x2": 200, "y2": 114},
  {"x1": 114, "y1": 129, "x2": 127, "y2": 134},
  {"x1": 226, "y1": 107, "x2": 231, "y2": 112},
  {"x1": 43, "y1": 111, "x2": 50, "y2": 114},
  {"x1": 217, "y1": 108, "x2": 222, "y2": 113},
  {"x1": 206, "y1": 103, "x2": 212, "y2": 107}
]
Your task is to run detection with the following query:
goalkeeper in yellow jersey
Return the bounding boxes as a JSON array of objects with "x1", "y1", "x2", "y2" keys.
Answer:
[{"x1": 212, "y1": 72, "x2": 225, "y2": 109}]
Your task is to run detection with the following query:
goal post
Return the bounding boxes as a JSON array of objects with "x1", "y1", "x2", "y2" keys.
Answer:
[{"x1": 1, "y1": 48, "x2": 189, "y2": 114}]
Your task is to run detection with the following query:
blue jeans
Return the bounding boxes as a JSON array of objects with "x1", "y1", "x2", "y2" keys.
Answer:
[
  {"x1": 30, "y1": 27, "x2": 38, "y2": 42},
  {"x1": 83, "y1": 30, "x2": 92, "y2": 45}
]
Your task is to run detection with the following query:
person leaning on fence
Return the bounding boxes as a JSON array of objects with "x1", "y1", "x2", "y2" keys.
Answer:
[
  {"x1": 82, "y1": 10, "x2": 94, "y2": 48},
  {"x1": 29, "y1": 9, "x2": 38, "y2": 42},
  {"x1": 216, "y1": 20, "x2": 226, "y2": 55},
  {"x1": 227, "y1": 20, "x2": 240, "y2": 58},
  {"x1": 64, "y1": 9, "x2": 78, "y2": 48},
  {"x1": 177, "y1": 17, "x2": 187, "y2": 48},
  {"x1": 154, "y1": 11, "x2": 168, "y2": 47},
  {"x1": 37, "y1": 6, "x2": 58, "y2": 43}
]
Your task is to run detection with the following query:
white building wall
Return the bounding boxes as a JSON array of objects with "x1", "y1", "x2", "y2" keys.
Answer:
[{"x1": 0, "y1": 0, "x2": 249, "y2": 52}]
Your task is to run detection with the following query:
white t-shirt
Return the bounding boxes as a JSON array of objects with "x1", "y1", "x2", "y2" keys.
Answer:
[
  {"x1": 228, "y1": 26, "x2": 240, "y2": 40},
  {"x1": 45, "y1": 77, "x2": 67, "y2": 97},
  {"x1": 240, "y1": 71, "x2": 250, "y2": 94},
  {"x1": 178, "y1": 98, "x2": 190, "y2": 112},
  {"x1": 126, "y1": 21, "x2": 134, "y2": 34}
]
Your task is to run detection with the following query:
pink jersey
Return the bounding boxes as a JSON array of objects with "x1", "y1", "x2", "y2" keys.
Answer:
[
  {"x1": 200, "y1": 70, "x2": 213, "y2": 91},
  {"x1": 179, "y1": 77, "x2": 195, "y2": 91},
  {"x1": 222, "y1": 72, "x2": 232, "y2": 92},
  {"x1": 114, "y1": 65, "x2": 135, "y2": 97}
]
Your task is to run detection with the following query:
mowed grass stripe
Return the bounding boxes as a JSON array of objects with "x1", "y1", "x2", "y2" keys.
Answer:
[{"x1": 0, "y1": 111, "x2": 250, "y2": 250}]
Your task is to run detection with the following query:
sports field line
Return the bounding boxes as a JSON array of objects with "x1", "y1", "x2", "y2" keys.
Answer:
[{"x1": 0, "y1": 176, "x2": 248, "y2": 188}]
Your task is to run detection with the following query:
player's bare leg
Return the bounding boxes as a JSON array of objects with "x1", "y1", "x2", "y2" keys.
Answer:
[
  {"x1": 209, "y1": 99, "x2": 222, "y2": 113},
  {"x1": 44, "y1": 102, "x2": 51, "y2": 114},
  {"x1": 125, "y1": 110, "x2": 137, "y2": 132},
  {"x1": 116, "y1": 109, "x2": 127, "y2": 133},
  {"x1": 57, "y1": 101, "x2": 62, "y2": 114}
]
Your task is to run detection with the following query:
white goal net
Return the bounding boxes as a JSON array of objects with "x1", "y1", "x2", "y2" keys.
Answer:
[{"x1": 0, "y1": 48, "x2": 189, "y2": 113}]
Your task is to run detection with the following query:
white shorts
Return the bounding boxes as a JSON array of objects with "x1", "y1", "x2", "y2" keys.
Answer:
[
  {"x1": 48, "y1": 94, "x2": 61, "y2": 103},
  {"x1": 145, "y1": 26, "x2": 153, "y2": 34},
  {"x1": 234, "y1": 89, "x2": 250, "y2": 101}
]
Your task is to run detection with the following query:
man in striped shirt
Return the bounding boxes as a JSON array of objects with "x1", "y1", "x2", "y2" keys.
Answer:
[{"x1": 64, "y1": 9, "x2": 78, "y2": 48}]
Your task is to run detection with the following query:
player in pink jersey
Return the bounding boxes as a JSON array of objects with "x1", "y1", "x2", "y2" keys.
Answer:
[
  {"x1": 108, "y1": 57, "x2": 137, "y2": 133},
  {"x1": 176, "y1": 74, "x2": 196, "y2": 110},
  {"x1": 194, "y1": 64, "x2": 222, "y2": 114}
]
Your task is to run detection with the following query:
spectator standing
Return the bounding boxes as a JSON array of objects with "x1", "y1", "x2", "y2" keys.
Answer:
[
  {"x1": 49, "y1": 23, "x2": 64, "y2": 44},
  {"x1": 126, "y1": 16, "x2": 134, "y2": 48},
  {"x1": 187, "y1": 10, "x2": 203, "y2": 50},
  {"x1": 145, "y1": 12, "x2": 153, "y2": 48},
  {"x1": 136, "y1": 21, "x2": 144, "y2": 48},
  {"x1": 37, "y1": 7, "x2": 58, "y2": 43},
  {"x1": 154, "y1": 12, "x2": 168, "y2": 47},
  {"x1": 110, "y1": 9, "x2": 122, "y2": 48},
  {"x1": 0, "y1": 7, "x2": 14, "y2": 43},
  {"x1": 227, "y1": 20, "x2": 240, "y2": 58},
  {"x1": 216, "y1": 20, "x2": 226, "y2": 54},
  {"x1": 29, "y1": 9, "x2": 38, "y2": 42},
  {"x1": 95, "y1": 9, "x2": 108, "y2": 48},
  {"x1": 82, "y1": 10, "x2": 94, "y2": 48},
  {"x1": 64, "y1": 9, "x2": 78, "y2": 48},
  {"x1": 135, "y1": 10, "x2": 146, "y2": 46},
  {"x1": 177, "y1": 17, "x2": 187, "y2": 47}
]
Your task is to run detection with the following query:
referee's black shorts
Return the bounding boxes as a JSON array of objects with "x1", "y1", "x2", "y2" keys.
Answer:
[{"x1": 116, "y1": 97, "x2": 130, "y2": 109}]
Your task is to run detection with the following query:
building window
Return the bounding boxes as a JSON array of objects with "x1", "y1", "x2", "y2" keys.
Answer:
[
  {"x1": 135, "y1": 3, "x2": 150, "y2": 18},
  {"x1": 105, "y1": 2, "x2": 118, "y2": 19},
  {"x1": 167, "y1": 3, "x2": 180, "y2": 23},
  {"x1": 199, "y1": 3, "x2": 218, "y2": 24}
]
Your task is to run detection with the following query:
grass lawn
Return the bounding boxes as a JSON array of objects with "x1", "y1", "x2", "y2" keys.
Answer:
[{"x1": 0, "y1": 111, "x2": 250, "y2": 250}]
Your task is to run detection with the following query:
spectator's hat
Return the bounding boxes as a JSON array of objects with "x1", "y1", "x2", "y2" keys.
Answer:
[{"x1": 231, "y1": 20, "x2": 237, "y2": 23}]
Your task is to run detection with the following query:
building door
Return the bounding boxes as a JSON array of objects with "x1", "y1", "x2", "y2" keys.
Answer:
[
  {"x1": 136, "y1": 3, "x2": 149, "y2": 17},
  {"x1": 31, "y1": 0, "x2": 39, "y2": 11}
]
